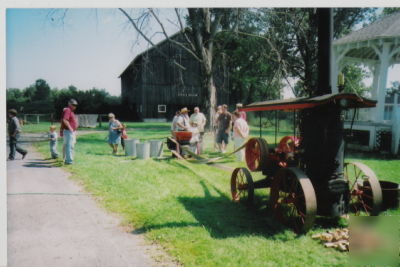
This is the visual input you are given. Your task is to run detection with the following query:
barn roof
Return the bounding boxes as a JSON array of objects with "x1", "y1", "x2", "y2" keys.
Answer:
[
  {"x1": 119, "y1": 31, "x2": 183, "y2": 78},
  {"x1": 334, "y1": 12, "x2": 400, "y2": 46}
]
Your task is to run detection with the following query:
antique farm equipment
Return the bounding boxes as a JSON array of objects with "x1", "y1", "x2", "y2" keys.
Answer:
[
  {"x1": 167, "y1": 131, "x2": 193, "y2": 158},
  {"x1": 230, "y1": 92, "x2": 383, "y2": 233}
]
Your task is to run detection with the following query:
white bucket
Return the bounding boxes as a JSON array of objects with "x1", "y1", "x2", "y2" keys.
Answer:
[
  {"x1": 125, "y1": 139, "x2": 139, "y2": 157},
  {"x1": 149, "y1": 140, "x2": 163, "y2": 158},
  {"x1": 136, "y1": 142, "x2": 150, "y2": 159}
]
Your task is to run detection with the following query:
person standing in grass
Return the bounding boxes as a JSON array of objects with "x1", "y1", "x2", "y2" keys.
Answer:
[
  {"x1": 189, "y1": 107, "x2": 207, "y2": 153},
  {"x1": 60, "y1": 99, "x2": 78, "y2": 165},
  {"x1": 235, "y1": 103, "x2": 247, "y2": 121},
  {"x1": 171, "y1": 110, "x2": 180, "y2": 135},
  {"x1": 216, "y1": 104, "x2": 231, "y2": 153},
  {"x1": 7, "y1": 109, "x2": 27, "y2": 160},
  {"x1": 232, "y1": 111, "x2": 249, "y2": 161},
  {"x1": 49, "y1": 125, "x2": 59, "y2": 159},
  {"x1": 120, "y1": 123, "x2": 128, "y2": 151},
  {"x1": 107, "y1": 113, "x2": 122, "y2": 155}
]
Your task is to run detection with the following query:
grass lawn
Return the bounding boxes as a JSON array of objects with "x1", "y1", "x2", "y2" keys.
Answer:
[{"x1": 33, "y1": 123, "x2": 399, "y2": 266}]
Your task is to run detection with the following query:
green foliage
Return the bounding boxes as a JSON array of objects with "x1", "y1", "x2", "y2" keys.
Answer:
[
  {"x1": 381, "y1": 8, "x2": 400, "y2": 17},
  {"x1": 7, "y1": 79, "x2": 121, "y2": 118},
  {"x1": 258, "y1": 8, "x2": 377, "y2": 97},
  {"x1": 214, "y1": 27, "x2": 283, "y2": 105},
  {"x1": 334, "y1": 8, "x2": 377, "y2": 38},
  {"x1": 22, "y1": 85, "x2": 36, "y2": 101},
  {"x1": 342, "y1": 64, "x2": 371, "y2": 96},
  {"x1": 33, "y1": 78, "x2": 51, "y2": 101}
]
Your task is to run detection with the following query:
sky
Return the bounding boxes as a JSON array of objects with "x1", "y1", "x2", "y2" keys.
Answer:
[
  {"x1": 7, "y1": 7, "x2": 400, "y2": 98},
  {"x1": 6, "y1": 8, "x2": 181, "y2": 96}
]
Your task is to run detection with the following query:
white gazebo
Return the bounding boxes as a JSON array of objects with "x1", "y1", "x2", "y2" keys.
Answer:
[{"x1": 333, "y1": 12, "x2": 400, "y2": 154}]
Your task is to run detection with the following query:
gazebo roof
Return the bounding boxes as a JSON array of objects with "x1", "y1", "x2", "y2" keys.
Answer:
[{"x1": 334, "y1": 12, "x2": 400, "y2": 46}]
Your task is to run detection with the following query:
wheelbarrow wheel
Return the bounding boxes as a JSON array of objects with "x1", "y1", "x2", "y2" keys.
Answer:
[
  {"x1": 245, "y1": 138, "x2": 269, "y2": 172},
  {"x1": 344, "y1": 162, "x2": 382, "y2": 216},
  {"x1": 270, "y1": 167, "x2": 317, "y2": 234},
  {"x1": 231, "y1": 167, "x2": 254, "y2": 205}
]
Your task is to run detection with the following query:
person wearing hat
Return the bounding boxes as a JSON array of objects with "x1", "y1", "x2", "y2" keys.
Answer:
[
  {"x1": 60, "y1": 99, "x2": 79, "y2": 164},
  {"x1": 7, "y1": 109, "x2": 27, "y2": 160},
  {"x1": 176, "y1": 107, "x2": 190, "y2": 131},
  {"x1": 235, "y1": 103, "x2": 247, "y2": 121},
  {"x1": 189, "y1": 107, "x2": 207, "y2": 153}
]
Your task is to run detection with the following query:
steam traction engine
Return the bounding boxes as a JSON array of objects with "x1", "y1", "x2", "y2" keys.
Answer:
[{"x1": 231, "y1": 93, "x2": 383, "y2": 233}]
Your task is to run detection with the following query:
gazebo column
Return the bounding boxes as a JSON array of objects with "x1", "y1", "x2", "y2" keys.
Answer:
[
  {"x1": 376, "y1": 43, "x2": 391, "y2": 122},
  {"x1": 370, "y1": 63, "x2": 380, "y2": 121},
  {"x1": 392, "y1": 93, "x2": 400, "y2": 154}
]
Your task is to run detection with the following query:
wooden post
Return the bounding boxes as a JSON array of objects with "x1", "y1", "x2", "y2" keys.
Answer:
[
  {"x1": 275, "y1": 110, "x2": 278, "y2": 146},
  {"x1": 259, "y1": 111, "x2": 262, "y2": 138}
]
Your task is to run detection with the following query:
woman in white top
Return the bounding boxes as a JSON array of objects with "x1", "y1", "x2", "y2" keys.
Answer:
[
  {"x1": 232, "y1": 111, "x2": 250, "y2": 161},
  {"x1": 171, "y1": 110, "x2": 180, "y2": 135}
]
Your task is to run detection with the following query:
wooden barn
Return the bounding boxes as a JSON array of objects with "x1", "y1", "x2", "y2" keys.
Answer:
[{"x1": 119, "y1": 32, "x2": 230, "y2": 121}]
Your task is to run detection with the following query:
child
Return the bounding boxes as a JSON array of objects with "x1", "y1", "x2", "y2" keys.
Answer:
[
  {"x1": 120, "y1": 123, "x2": 129, "y2": 150},
  {"x1": 49, "y1": 125, "x2": 59, "y2": 159}
]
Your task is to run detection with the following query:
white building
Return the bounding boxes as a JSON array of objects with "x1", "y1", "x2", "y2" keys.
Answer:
[{"x1": 333, "y1": 12, "x2": 400, "y2": 154}]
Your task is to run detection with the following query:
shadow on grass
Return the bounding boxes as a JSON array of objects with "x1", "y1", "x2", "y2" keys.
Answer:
[
  {"x1": 131, "y1": 167, "x2": 291, "y2": 239},
  {"x1": 23, "y1": 159, "x2": 63, "y2": 168},
  {"x1": 132, "y1": 195, "x2": 289, "y2": 239}
]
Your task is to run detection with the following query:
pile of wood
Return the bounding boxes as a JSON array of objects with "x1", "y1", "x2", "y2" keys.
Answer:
[{"x1": 312, "y1": 228, "x2": 349, "y2": 252}]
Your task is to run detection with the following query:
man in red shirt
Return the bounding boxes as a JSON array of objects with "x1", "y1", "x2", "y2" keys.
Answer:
[{"x1": 60, "y1": 99, "x2": 78, "y2": 164}]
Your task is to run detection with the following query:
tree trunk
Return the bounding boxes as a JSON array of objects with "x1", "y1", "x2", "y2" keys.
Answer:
[
  {"x1": 207, "y1": 75, "x2": 217, "y2": 131},
  {"x1": 200, "y1": 54, "x2": 216, "y2": 131}
]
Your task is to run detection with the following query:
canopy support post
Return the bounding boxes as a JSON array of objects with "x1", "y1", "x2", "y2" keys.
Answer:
[{"x1": 259, "y1": 111, "x2": 262, "y2": 138}]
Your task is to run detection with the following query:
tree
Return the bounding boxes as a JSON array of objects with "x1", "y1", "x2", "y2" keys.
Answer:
[
  {"x1": 261, "y1": 8, "x2": 377, "y2": 97},
  {"x1": 381, "y1": 7, "x2": 400, "y2": 17},
  {"x1": 6, "y1": 88, "x2": 24, "y2": 102},
  {"x1": 334, "y1": 8, "x2": 377, "y2": 38},
  {"x1": 22, "y1": 85, "x2": 36, "y2": 101},
  {"x1": 33, "y1": 79, "x2": 51, "y2": 101},
  {"x1": 341, "y1": 64, "x2": 371, "y2": 96},
  {"x1": 214, "y1": 13, "x2": 283, "y2": 104}
]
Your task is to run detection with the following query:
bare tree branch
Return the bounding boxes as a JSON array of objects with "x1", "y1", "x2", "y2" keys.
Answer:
[
  {"x1": 149, "y1": 8, "x2": 202, "y2": 62},
  {"x1": 118, "y1": 8, "x2": 186, "y2": 70},
  {"x1": 174, "y1": 8, "x2": 197, "y2": 52}
]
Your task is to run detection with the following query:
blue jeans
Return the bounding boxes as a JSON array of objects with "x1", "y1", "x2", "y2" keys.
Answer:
[
  {"x1": 8, "y1": 134, "x2": 27, "y2": 160},
  {"x1": 63, "y1": 130, "x2": 75, "y2": 164},
  {"x1": 50, "y1": 140, "x2": 59, "y2": 159}
]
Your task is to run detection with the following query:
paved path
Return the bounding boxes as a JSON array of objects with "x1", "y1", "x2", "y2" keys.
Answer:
[
  {"x1": 16, "y1": 130, "x2": 104, "y2": 143},
  {"x1": 7, "y1": 146, "x2": 168, "y2": 267}
]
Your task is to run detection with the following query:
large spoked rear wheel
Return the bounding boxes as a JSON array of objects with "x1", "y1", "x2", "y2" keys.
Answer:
[
  {"x1": 231, "y1": 167, "x2": 254, "y2": 205},
  {"x1": 344, "y1": 162, "x2": 382, "y2": 216},
  {"x1": 245, "y1": 138, "x2": 269, "y2": 172},
  {"x1": 270, "y1": 167, "x2": 317, "y2": 234}
]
